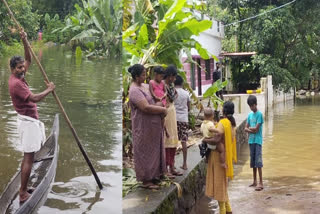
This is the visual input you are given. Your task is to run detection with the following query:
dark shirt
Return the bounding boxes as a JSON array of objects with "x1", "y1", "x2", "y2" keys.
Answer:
[
  {"x1": 212, "y1": 69, "x2": 221, "y2": 82},
  {"x1": 8, "y1": 74, "x2": 38, "y2": 119}
]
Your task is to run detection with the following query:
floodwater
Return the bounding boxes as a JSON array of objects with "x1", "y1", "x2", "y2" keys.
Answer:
[
  {"x1": 0, "y1": 46, "x2": 122, "y2": 213},
  {"x1": 191, "y1": 96, "x2": 320, "y2": 214}
]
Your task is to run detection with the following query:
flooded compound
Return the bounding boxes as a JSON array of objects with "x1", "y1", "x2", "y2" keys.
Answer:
[{"x1": 191, "y1": 96, "x2": 320, "y2": 214}]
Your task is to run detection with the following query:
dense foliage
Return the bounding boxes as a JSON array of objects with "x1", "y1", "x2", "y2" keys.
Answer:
[
  {"x1": 208, "y1": 0, "x2": 320, "y2": 90},
  {"x1": 0, "y1": 0, "x2": 39, "y2": 54},
  {"x1": 52, "y1": 0, "x2": 122, "y2": 57},
  {"x1": 0, "y1": 0, "x2": 122, "y2": 58}
]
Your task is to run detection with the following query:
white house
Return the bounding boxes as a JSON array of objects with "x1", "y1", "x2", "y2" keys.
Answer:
[{"x1": 181, "y1": 11, "x2": 225, "y2": 96}]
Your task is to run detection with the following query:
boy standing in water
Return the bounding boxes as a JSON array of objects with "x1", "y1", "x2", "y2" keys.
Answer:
[
  {"x1": 245, "y1": 95, "x2": 264, "y2": 191},
  {"x1": 8, "y1": 31, "x2": 55, "y2": 202}
]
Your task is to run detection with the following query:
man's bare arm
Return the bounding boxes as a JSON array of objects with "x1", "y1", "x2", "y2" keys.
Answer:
[
  {"x1": 20, "y1": 31, "x2": 31, "y2": 71},
  {"x1": 28, "y1": 82, "x2": 55, "y2": 103}
]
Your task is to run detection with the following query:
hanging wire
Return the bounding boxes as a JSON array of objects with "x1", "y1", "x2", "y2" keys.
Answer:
[{"x1": 222, "y1": 0, "x2": 297, "y2": 27}]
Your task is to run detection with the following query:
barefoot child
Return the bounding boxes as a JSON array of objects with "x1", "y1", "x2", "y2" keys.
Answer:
[
  {"x1": 149, "y1": 66, "x2": 169, "y2": 137},
  {"x1": 174, "y1": 75, "x2": 190, "y2": 170},
  {"x1": 200, "y1": 108, "x2": 227, "y2": 169},
  {"x1": 245, "y1": 95, "x2": 264, "y2": 191}
]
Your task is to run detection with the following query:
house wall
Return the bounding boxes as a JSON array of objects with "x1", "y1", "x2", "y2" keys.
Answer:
[
  {"x1": 180, "y1": 15, "x2": 224, "y2": 96},
  {"x1": 182, "y1": 57, "x2": 215, "y2": 96}
]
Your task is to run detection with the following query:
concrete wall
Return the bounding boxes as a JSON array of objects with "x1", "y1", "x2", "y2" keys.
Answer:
[
  {"x1": 223, "y1": 93, "x2": 266, "y2": 115},
  {"x1": 222, "y1": 75, "x2": 294, "y2": 115},
  {"x1": 273, "y1": 89, "x2": 295, "y2": 104}
]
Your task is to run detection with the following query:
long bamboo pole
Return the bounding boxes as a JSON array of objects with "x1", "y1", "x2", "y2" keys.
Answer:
[{"x1": 1, "y1": 0, "x2": 103, "y2": 190}]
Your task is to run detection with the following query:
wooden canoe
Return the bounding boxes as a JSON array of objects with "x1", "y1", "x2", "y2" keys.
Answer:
[{"x1": 0, "y1": 114, "x2": 59, "y2": 214}]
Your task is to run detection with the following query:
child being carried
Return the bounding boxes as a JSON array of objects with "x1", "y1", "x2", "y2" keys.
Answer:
[
  {"x1": 149, "y1": 66, "x2": 169, "y2": 137},
  {"x1": 200, "y1": 107, "x2": 227, "y2": 169}
]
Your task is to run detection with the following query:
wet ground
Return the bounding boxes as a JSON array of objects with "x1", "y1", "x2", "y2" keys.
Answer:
[{"x1": 191, "y1": 97, "x2": 320, "y2": 214}]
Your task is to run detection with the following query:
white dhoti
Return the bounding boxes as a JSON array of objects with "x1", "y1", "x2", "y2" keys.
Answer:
[{"x1": 17, "y1": 114, "x2": 46, "y2": 153}]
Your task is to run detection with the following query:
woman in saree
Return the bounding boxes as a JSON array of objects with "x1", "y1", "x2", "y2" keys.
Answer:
[
  {"x1": 128, "y1": 64, "x2": 167, "y2": 189},
  {"x1": 203, "y1": 101, "x2": 237, "y2": 214}
]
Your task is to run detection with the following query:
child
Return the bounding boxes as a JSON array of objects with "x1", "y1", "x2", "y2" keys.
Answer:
[
  {"x1": 174, "y1": 75, "x2": 190, "y2": 170},
  {"x1": 245, "y1": 95, "x2": 264, "y2": 191},
  {"x1": 200, "y1": 107, "x2": 227, "y2": 169},
  {"x1": 149, "y1": 66, "x2": 169, "y2": 137}
]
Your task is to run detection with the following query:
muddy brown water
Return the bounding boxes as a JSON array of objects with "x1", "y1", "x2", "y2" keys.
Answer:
[
  {"x1": 191, "y1": 97, "x2": 320, "y2": 214},
  {"x1": 0, "y1": 46, "x2": 122, "y2": 213}
]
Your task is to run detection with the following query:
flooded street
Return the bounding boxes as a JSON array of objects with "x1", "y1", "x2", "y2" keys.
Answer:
[
  {"x1": 191, "y1": 97, "x2": 320, "y2": 214},
  {"x1": 0, "y1": 46, "x2": 122, "y2": 213}
]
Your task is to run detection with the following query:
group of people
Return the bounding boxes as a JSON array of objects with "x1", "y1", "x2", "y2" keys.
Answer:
[
  {"x1": 128, "y1": 64, "x2": 191, "y2": 189},
  {"x1": 200, "y1": 94, "x2": 264, "y2": 214},
  {"x1": 7, "y1": 30, "x2": 265, "y2": 212},
  {"x1": 128, "y1": 63, "x2": 265, "y2": 214}
]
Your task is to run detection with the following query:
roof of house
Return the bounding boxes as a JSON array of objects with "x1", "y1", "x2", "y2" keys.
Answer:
[{"x1": 220, "y1": 52, "x2": 257, "y2": 57}]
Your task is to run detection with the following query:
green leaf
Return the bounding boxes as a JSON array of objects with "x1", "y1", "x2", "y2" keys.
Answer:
[
  {"x1": 70, "y1": 16, "x2": 80, "y2": 25},
  {"x1": 123, "y1": 24, "x2": 139, "y2": 39},
  {"x1": 195, "y1": 41, "x2": 209, "y2": 60},
  {"x1": 158, "y1": 0, "x2": 187, "y2": 36},
  {"x1": 136, "y1": 24, "x2": 149, "y2": 49},
  {"x1": 179, "y1": 19, "x2": 212, "y2": 36},
  {"x1": 92, "y1": 15, "x2": 105, "y2": 33}
]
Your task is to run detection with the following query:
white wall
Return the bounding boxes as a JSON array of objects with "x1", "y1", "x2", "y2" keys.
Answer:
[
  {"x1": 224, "y1": 93, "x2": 266, "y2": 115},
  {"x1": 221, "y1": 75, "x2": 295, "y2": 116},
  {"x1": 181, "y1": 13, "x2": 224, "y2": 59},
  {"x1": 273, "y1": 89, "x2": 295, "y2": 104}
]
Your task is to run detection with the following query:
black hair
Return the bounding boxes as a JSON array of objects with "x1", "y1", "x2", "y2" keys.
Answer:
[
  {"x1": 247, "y1": 95, "x2": 257, "y2": 106},
  {"x1": 153, "y1": 66, "x2": 164, "y2": 74},
  {"x1": 174, "y1": 75, "x2": 183, "y2": 86},
  {"x1": 223, "y1": 101, "x2": 236, "y2": 127},
  {"x1": 164, "y1": 64, "x2": 177, "y2": 79},
  {"x1": 10, "y1": 56, "x2": 24, "y2": 69},
  {"x1": 128, "y1": 64, "x2": 145, "y2": 80}
]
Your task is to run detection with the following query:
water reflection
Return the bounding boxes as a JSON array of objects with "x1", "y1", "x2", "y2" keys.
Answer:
[
  {"x1": 0, "y1": 46, "x2": 122, "y2": 213},
  {"x1": 191, "y1": 96, "x2": 320, "y2": 213}
]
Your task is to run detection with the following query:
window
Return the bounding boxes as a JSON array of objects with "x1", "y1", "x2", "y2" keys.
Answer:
[{"x1": 217, "y1": 21, "x2": 220, "y2": 32}]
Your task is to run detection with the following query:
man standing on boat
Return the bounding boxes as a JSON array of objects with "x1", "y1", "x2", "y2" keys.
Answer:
[{"x1": 8, "y1": 31, "x2": 55, "y2": 203}]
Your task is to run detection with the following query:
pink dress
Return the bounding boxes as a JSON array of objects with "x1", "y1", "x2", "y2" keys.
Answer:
[{"x1": 149, "y1": 80, "x2": 166, "y2": 106}]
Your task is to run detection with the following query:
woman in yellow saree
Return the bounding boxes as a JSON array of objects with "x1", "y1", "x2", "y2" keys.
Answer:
[{"x1": 203, "y1": 101, "x2": 237, "y2": 214}]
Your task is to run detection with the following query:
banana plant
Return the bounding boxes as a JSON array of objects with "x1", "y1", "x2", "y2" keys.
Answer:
[
  {"x1": 54, "y1": 0, "x2": 122, "y2": 57},
  {"x1": 123, "y1": 0, "x2": 215, "y2": 101},
  {"x1": 122, "y1": 0, "x2": 218, "y2": 158},
  {"x1": 203, "y1": 79, "x2": 228, "y2": 111}
]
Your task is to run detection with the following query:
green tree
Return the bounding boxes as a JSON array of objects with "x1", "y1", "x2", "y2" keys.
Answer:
[
  {"x1": 0, "y1": 0, "x2": 40, "y2": 42},
  {"x1": 211, "y1": 0, "x2": 320, "y2": 90},
  {"x1": 31, "y1": 0, "x2": 82, "y2": 18}
]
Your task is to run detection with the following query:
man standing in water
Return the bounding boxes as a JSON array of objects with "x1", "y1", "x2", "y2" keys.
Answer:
[{"x1": 8, "y1": 31, "x2": 55, "y2": 203}]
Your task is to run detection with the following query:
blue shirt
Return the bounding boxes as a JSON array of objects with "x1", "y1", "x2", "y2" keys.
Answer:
[{"x1": 247, "y1": 110, "x2": 264, "y2": 145}]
